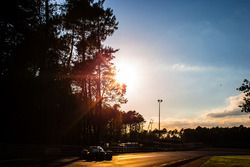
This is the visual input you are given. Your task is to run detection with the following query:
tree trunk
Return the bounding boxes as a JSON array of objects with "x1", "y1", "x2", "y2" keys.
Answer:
[{"x1": 67, "y1": 27, "x2": 75, "y2": 68}]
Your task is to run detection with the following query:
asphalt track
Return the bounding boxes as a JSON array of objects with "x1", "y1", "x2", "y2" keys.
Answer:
[
  {"x1": 2, "y1": 149, "x2": 250, "y2": 167},
  {"x1": 50, "y1": 151, "x2": 208, "y2": 167}
]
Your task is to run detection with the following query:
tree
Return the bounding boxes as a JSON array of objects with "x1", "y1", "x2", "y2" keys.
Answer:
[
  {"x1": 0, "y1": 0, "x2": 46, "y2": 144},
  {"x1": 237, "y1": 79, "x2": 250, "y2": 113},
  {"x1": 179, "y1": 126, "x2": 250, "y2": 148},
  {"x1": 0, "y1": 0, "x2": 132, "y2": 146},
  {"x1": 122, "y1": 110, "x2": 145, "y2": 141},
  {"x1": 63, "y1": 0, "x2": 125, "y2": 144}
]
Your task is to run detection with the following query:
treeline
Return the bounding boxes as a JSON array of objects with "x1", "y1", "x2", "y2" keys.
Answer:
[
  {"x1": 181, "y1": 125, "x2": 250, "y2": 148},
  {"x1": 139, "y1": 125, "x2": 250, "y2": 148},
  {"x1": 0, "y1": 0, "x2": 145, "y2": 145}
]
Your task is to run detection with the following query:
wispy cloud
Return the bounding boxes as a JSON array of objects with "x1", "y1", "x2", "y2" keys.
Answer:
[
  {"x1": 165, "y1": 63, "x2": 220, "y2": 72},
  {"x1": 207, "y1": 94, "x2": 245, "y2": 118}
]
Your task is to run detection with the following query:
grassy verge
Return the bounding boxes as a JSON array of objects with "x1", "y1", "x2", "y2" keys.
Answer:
[{"x1": 201, "y1": 155, "x2": 250, "y2": 167}]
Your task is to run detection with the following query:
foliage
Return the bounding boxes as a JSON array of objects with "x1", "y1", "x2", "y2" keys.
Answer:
[
  {"x1": 181, "y1": 125, "x2": 250, "y2": 148},
  {"x1": 237, "y1": 79, "x2": 250, "y2": 113},
  {"x1": 139, "y1": 125, "x2": 250, "y2": 148},
  {"x1": 0, "y1": 0, "x2": 138, "y2": 145}
]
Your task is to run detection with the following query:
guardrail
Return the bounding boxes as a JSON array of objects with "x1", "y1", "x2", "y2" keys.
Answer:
[
  {"x1": 109, "y1": 146, "x2": 157, "y2": 153},
  {"x1": 108, "y1": 142, "x2": 204, "y2": 153}
]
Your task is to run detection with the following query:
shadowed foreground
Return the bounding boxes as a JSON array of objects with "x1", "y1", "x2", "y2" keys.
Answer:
[{"x1": 2, "y1": 149, "x2": 250, "y2": 167}]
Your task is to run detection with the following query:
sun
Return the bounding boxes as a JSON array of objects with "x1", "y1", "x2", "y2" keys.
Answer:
[{"x1": 115, "y1": 62, "x2": 137, "y2": 90}]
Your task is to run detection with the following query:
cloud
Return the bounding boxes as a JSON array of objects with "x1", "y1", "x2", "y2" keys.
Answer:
[
  {"x1": 166, "y1": 63, "x2": 220, "y2": 72},
  {"x1": 149, "y1": 94, "x2": 249, "y2": 130},
  {"x1": 207, "y1": 94, "x2": 245, "y2": 118}
]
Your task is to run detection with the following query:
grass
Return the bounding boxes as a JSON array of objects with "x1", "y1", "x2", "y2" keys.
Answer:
[{"x1": 201, "y1": 155, "x2": 250, "y2": 167}]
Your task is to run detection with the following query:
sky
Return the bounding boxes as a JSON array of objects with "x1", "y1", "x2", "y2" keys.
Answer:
[{"x1": 104, "y1": 0, "x2": 250, "y2": 130}]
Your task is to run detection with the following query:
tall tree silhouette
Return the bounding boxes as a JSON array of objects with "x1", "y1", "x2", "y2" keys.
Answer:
[
  {"x1": 0, "y1": 0, "x2": 132, "y2": 146},
  {"x1": 63, "y1": 0, "x2": 126, "y2": 144}
]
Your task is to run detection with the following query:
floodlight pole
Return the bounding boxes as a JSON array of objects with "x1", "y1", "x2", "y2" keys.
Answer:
[{"x1": 157, "y1": 99, "x2": 163, "y2": 138}]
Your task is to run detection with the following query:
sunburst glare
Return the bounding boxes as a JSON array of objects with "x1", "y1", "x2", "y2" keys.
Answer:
[{"x1": 115, "y1": 62, "x2": 137, "y2": 91}]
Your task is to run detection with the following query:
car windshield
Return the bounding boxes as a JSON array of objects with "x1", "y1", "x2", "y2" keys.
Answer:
[{"x1": 89, "y1": 146, "x2": 105, "y2": 152}]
